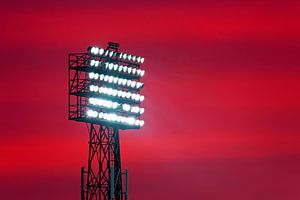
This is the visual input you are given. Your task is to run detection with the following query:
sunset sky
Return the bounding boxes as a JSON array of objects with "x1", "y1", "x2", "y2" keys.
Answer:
[{"x1": 0, "y1": 0, "x2": 300, "y2": 199}]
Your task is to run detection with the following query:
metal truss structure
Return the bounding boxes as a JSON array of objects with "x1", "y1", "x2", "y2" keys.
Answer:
[
  {"x1": 68, "y1": 42, "x2": 144, "y2": 200},
  {"x1": 68, "y1": 52, "x2": 141, "y2": 130},
  {"x1": 81, "y1": 124, "x2": 127, "y2": 200}
]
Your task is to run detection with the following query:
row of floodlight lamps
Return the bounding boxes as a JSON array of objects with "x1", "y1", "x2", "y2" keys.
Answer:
[
  {"x1": 89, "y1": 85, "x2": 145, "y2": 102},
  {"x1": 89, "y1": 73, "x2": 144, "y2": 89},
  {"x1": 87, "y1": 109, "x2": 144, "y2": 127},
  {"x1": 89, "y1": 97, "x2": 144, "y2": 114},
  {"x1": 89, "y1": 47, "x2": 145, "y2": 64},
  {"x1": 90, "y1": 60, "x2": 145, "y2": 77}
]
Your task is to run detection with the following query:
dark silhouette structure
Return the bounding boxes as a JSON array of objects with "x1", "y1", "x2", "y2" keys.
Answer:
[{"x1": 68, "y1": 42, "x2": 145, "y2": 200}]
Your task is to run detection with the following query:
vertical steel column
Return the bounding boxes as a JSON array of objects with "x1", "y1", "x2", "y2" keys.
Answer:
[
  {"x1": 81, "y1": 167, "x2": 85, "y2": 200},
  {"x1": 113, "y1": 128, "x2": 123, "y2": 200},
  {"x1": 123, "y1": 169, "x2": 128, "y2": 200}
]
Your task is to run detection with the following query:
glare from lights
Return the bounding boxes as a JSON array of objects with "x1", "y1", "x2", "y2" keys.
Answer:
[
  {"x1": 95, "y1": 60, "x2": 99, "y2": 67},
  {"x1": 117, "y1": 91, "x2": 123, "y2": 97},
  {"x1": 131, "y1": 106, "x2": 144, "y2": 114},
  {"x1": 126, "y1": 117, "x2": 135, "y2": 125},
  {"x1": 89, "y1": 72, "x2": 94, "y2": 79},
  {"x1": 130, "y1": 93, "x2": 136, "y2": 101},
  {"x1": 85, "y1": 46, "x2": 146, "y2": 129},
  {"x1": 110, "y1": 113, "x2": 117, "y2": 121},
  {"x1": 100, "y1": 74, "x2": 104, "y2": 81},
  {"x1": 114, "y1": 64, "x2": 118, "y2": 71},
  {"x1": 90, "y1": 47, "x2": 95, "y2": 54},
  {"x1": 97, "y1": 110, "x2": 144, "y2": 127},
  {"x1": 118, "y1": 65, "x2": 123, "y2": 72},
  {"x1": 135, "y1": 120, "x2": 139, "y2": 126},
  {"x1": 113, "y1": 77, "x2": 118, "y2": 84},
  {"x1": 113, "y1": 102, "x2": 118, "y2": 108},
  {"x1": 118, "y1": 78, "x2": 123, "y2": 85},
  {"x1": 132, "y1": 68, "x2": 136, "y2": 74},
  {"x1": 108, "y1": 76, "x2": 114, "y2": 83},
  {"x1": 128, "y1": 67, "x2": 132, "y2": 74},
  {"x1": 127, "y1": 80, "x2": 132, "y2": 87},
  {"x1": 117, "y1": 116, "x2": 123, "y2": 122},
  {"x1": 99, "y1": 48, "x2": 104, "y2": 55},
  {"x1": 89, "y1": 47, "x2": 145, "y2": 65},
  {"x1": 139, "y1": 120, "x2": 144, "y2": 127},
  {"x1": 123, "y1": 104, "x2": 130, "y2": 111},
  {"x1": 94, "y1": 48, "x2": 99, "y2": 55},
  {"x1": 99, "y1": 112, "x2": 104, "y2": 119},
  {"x1": 109, "y1": 63, "x2": 113, "y2": 70},
  {"x1": 104, "y1": 75, "x2": 109, "y2": 82},
  {"x1": 89, "y1": 59, "x2": 145, "y2": 77},
  {"x1": 131, "y1": 106, "x2": 139, "y2": 113},
  {"x1": 140, "y1": 95, "x2": 145, "y2": 101},
  {"x1": 140, "y1": 108, "x2": 144, "y2": 114},
  {"x1": 89, "y1": 85, "x2": 95, "y2": 91},
  {"x1": 87, "y1": 109, "x2": 144, "y2": 127},
  {"x1": 107, "y1": 88, "x2": 113, "y2": 95},
  {"x1": 89, "y1": 85, "x2": 144, "y2": 102},
  {"x1": 131, "y1": 81, "x2": 136, "y2": 88},
  {"x1": 134, "y1": 95, "x2": 140, "y2": 101},
  {"x1": 90, "y1": 60, "x2": 96, "y2": 66},
  {"x1": 112, "y1": 90, "x2": 118, "y2": 96},
  {"x1": 136, "y1": 82, "x2": 143, "y2": 89},
  {"x1": 88, "y1": 98, "x2": 119, "y2": 109},
  {"x1": 120, "y1": 116, "x2": 126, "y2": 123},
  {"x1": 87, "y1": 109, "x2": 98, "y2": 118},
  {"x1": 98, "y1": 87, "x2": 104, "y2": 94}
]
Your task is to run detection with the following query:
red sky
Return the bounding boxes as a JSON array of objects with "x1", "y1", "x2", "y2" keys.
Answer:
[{"x1": 1, "y1": 1, "x2": 300, "y2": 199}]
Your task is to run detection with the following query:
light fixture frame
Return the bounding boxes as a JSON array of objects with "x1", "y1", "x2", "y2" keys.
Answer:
[{"x1": 68, "y1": 45, "x2": 145, "y2": 130}]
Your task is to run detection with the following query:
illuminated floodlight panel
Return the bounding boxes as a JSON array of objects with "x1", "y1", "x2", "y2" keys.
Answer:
[{"x1": 68, "y1": 42, "x2": 145, "y2": 130}]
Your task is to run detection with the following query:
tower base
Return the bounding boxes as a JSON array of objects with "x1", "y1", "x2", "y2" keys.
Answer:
[{"x1": 81, "y1": 124, "x2": 127, "y2": 200}]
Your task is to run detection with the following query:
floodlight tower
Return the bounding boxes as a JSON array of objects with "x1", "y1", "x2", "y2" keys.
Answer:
[{"x1": 68, "y1": 42, "x2": 145, "y2": 200}]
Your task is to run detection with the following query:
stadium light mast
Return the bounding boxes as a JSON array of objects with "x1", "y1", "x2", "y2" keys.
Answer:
[{"x1": 68, "y1": 42, "x2": 145, "y2": 200}]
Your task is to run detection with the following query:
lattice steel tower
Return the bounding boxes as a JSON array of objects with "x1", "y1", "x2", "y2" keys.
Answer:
[{"x1": 68, "y1": 42, "x2": 145, "y2": 200}]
